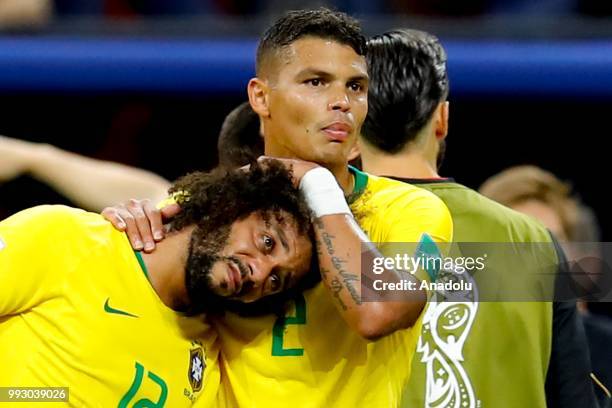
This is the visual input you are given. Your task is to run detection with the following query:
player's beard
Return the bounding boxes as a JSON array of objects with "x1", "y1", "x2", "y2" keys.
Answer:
[{"x1": 182, "y1": 223, "x2": 233, "y2": 315}]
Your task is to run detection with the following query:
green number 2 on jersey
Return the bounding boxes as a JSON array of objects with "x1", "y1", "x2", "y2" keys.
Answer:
[
  {"x1": 119, "y1": 361, "x2": 168, "y2": 407},
  {"x1": 269, "y1": 233, "x2": 440, "y2": 357},
  {"x1": 272, "y1": 294, "x2": 306, "y2": 356}
]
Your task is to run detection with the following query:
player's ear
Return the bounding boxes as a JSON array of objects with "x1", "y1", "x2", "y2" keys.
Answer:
[
  {"x1": 435, "y1": 101, "x2": 449, "y2": 140},
  {"x1": 248, "y1": 78, "x2": 270, "y2": 118}
]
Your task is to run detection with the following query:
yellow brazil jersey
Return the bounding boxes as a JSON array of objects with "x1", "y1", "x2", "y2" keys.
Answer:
[
  {"x1": 214, "y1": 168, "x2": 453, "y2": 408},
  {"x1": 0, "y1": 205, "x2": 220, "y2": 407}
]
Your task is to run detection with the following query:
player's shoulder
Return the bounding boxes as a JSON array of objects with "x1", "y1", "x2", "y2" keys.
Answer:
[
  {"x1": 11, "y1": 204, "x2": 96, "y2": 223},
  {"x1": 354, "y1": 173, "x2": 453, "y2": 242},
  {"x1": 365, "y1": 173, "x2": 450, "y2": 212},
  {"x1": 2, "y1": 204, "x2": 77, "y2": 225},
  {"x1": 1, "y1": 205, "x2": 106, "y2": 235}
]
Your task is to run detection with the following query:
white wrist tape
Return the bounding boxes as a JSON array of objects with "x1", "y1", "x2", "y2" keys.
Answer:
[{"x1": 299, "y1": 167, "x2": 351, "y2": 218}]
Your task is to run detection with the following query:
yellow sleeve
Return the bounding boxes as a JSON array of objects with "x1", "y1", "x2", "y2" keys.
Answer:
[
  {"x1": 385, "y1": 188, "x2": 453, "y2": 245},
  {"x1": 0, "y1": 205, "x2": 77, "y2": 316},
  {"x1": 382, "y1": 188, "x2": 453, "y2": 284}
]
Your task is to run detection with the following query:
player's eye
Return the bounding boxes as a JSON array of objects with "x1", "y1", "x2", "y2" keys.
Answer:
[
  {"x1": 262, "y1": 235, "x2": 275, "y2": 252},
  {"x1": 305, "y1": 78, "x2": 323, "y2": 87},
  {"x1": 269, "y1": 273, "x2": 281, "y2": 292},
  {"x1": 348, "y1": 81, "x2": 363, "y2": 92}
]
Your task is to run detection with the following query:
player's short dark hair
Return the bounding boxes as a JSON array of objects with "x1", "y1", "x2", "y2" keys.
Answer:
[
  {"x1": 217, "y1": 102, "x2": 263, "y2": 169},
  {"x1": 256, "y1": 8, "x2": 366, "y2": 76},
  {"x1": 167, "y1": 160, "x2": 320, "y2": 315},
  {"x1": 362, "y1": 29, "x2": 449, "y2": 153}
]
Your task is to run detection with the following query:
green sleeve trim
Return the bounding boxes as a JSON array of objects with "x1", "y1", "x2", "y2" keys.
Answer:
[
  {"x1": 134, "y1": 251, "x2": 150, "y2": 281},
  {"x1": 415, "y1": 233, "x2": 442, "y2": 282},
  {"x1": 347, "y1": 165, "x2": 369, "y2": 204}
]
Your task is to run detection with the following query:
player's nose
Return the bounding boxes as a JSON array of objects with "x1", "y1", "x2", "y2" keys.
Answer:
[
  {"x1": 238, "y1": 257, "x2": 279, "y2": 302},
  {"x1": 248, "y1": 255, "x2": 277, "y2": 286},
  {"x1": 328, "y1": 86, "x2": 350, "y2": 112}
]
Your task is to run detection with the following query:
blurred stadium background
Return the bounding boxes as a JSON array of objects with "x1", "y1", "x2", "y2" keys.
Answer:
[{"x1": 1, "y1": 0, "x2": 611, "y2": 239}]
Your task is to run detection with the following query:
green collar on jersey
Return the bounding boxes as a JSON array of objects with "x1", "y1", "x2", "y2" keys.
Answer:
[
  {"x1": 347, "y1": 165, "x2": 368, "y2": 204},
  {"x1": 134, "y1": 251, "x2": 150, "y2": 281}
]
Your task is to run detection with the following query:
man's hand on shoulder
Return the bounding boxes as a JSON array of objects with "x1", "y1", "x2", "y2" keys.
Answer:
[{"x1": 101, "y1": 199, "x2": 180, "y2": 252}]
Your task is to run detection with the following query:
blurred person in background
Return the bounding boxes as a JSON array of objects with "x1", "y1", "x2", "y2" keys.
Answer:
[
  {"x1": 481, "y1": 165, "x2": 612, "y2": 407},
  {"x1": 0, "y1": 135, "x2": 170, "y2": 213},
  {"x1": 358, "y1": 28, "x2": 601, "y2": 407},
  {"x1": 480, "y1": 166, "x2": 610, "y2": 302},
  {"x1": 216, "y1": 102, "x2": 264, "y2": 169},
  {"x1": 0, "y1": 0, "x2": 51, "y2": 28},
  {"x1": 480, "y1": 166, "x2": 579, "y2": 242}
]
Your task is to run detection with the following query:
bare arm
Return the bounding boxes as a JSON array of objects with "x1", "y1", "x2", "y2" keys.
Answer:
[
  {"x1": 0, "y1": 136, "x2": 171, "y2": 212},
  {"x1": 312, "y1": 213, "x2": 426, "y2": 341},
  {"x1": 275, "y1": 157, "x2": 426, "y2": 340}
]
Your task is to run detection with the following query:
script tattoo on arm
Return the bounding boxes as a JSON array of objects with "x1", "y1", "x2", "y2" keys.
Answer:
[{"x1": 314, "y1": 216, "x2": 362, "y2": 309}]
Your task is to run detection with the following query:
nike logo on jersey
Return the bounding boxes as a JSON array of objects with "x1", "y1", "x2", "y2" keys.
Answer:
[
  {"x1": 104, "y1": 298, "x2": 138, "y2": 318},
  {"x1": 0, "y1": 237, "x2": 5, "y2": 251}
]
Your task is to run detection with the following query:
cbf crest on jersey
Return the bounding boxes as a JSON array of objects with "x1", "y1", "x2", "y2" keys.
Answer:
[{"x1": 188, "y1": 347, "x2": 205, "y2": 392}]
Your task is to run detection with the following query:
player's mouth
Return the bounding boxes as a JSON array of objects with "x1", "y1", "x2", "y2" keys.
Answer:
[
  {"x1": 225, "y1": 260, "x2": 243, "y2": 295},
  {"x1": 321, "y1": 122, "x2": 353, "y2": 142}
]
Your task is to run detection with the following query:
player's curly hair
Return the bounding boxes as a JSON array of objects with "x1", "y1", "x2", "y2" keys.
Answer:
[
  {"x1": 167, "y1": 159, "x2": 320, "y2": 315},
  {"x1": 168, "y1": 159, "x2": 310, "y2": 234}
]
